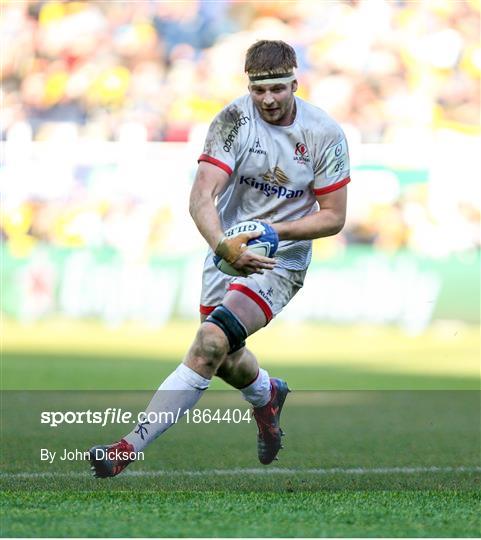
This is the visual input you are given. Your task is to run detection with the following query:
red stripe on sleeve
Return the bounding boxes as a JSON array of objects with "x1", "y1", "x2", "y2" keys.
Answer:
[
  {"x1": 228, "y1": 283, "x2": 273, "y2": 323},
  {"x1": 198, "y1": 154, "x2": 233, "y2": 175},
  {"x1": 313, "y1": 176, "x2": 350, "y2": 196}
]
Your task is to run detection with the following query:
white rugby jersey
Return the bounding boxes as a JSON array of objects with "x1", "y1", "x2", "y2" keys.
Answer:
[{"x1": 199, "y1": 95, "x2": 350, "y2": 270}]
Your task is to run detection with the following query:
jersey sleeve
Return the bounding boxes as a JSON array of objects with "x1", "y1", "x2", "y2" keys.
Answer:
[
  {"x1": 198, "y1": 105, "x2": 250, "y2": 176},
  {"x1": 312, "y1": 129, "x2": 351, "y2": 196}
]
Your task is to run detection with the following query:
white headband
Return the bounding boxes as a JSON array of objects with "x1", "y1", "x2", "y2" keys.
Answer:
[{"x1": 248, "y1": 71, "x2": 296, "y2": 85}]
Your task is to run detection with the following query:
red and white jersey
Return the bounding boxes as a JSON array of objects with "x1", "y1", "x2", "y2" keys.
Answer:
[{"x1": 199, "y1": 95, "x2": 350, "y2": 270}]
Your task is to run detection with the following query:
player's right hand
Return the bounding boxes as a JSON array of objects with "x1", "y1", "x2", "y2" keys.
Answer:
[
  {"x1": 215, "y1": 231, "x2": 276, "y2": 275},
  {"x1": 231, "y1": 249, "x2": 277, "y2": 276},
  {"x1": 214, "y1": 231, "x2": 260, "y2": 265},
  {"x1": 232, "y1": 249, "x2": 276, "y2": 276}
]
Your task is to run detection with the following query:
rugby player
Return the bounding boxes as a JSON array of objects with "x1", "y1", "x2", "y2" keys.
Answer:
[{"x1": 89, "y1": 40, "x2": 350, "y2": 478}]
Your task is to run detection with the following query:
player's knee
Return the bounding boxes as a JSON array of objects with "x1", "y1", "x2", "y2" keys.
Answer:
[
  {"x1": 192, "y1": 324, "x2": 229, "y2": 370},
  {"x1": 205, "y1": 305, "x2": 247, "y2": 354},
  {"x1": 216, "y1": 354, "x2": 235, "y2": 379}
]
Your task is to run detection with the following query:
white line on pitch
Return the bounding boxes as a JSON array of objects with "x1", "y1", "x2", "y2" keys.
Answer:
[{"x1": 1, "y1": 466, "x2": 480, "y2": 479}]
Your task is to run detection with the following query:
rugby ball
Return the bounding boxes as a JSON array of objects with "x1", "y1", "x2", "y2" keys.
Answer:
[{"x1": 213, "y1": 220, "x2": 279, "y2": 276}]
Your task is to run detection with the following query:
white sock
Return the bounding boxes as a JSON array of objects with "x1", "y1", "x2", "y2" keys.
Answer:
[
  {"x1": 241, "y1": 368, "x2": 271, "y2": 407},
  {"x1": 124, "y1": 363, "x2": 210, "y2": 452}
]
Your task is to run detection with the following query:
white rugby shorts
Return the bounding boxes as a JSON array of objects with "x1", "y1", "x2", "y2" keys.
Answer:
[{"x1": 200, "y1": 256, "x2": 306, "y2": 323}]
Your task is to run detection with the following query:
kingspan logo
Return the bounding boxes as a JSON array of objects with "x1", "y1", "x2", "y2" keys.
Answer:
[
  {"x1": 223, "y1": 115, "x2": 250, "y2": 152},
  {"x1": 239, "y1": 174, "x2": 304, "y2": 199}
]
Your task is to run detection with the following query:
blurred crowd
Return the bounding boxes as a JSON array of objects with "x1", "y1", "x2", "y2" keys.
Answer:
[
  {"x1": 2, "y1": 158, "x2": 479, "y2": 260},
  {"x1": 2, "y1": 0, "x2": 479, "y2": 143},
  {"x1": 1, "y1": 0, "x2": 480, "y2": 260}
]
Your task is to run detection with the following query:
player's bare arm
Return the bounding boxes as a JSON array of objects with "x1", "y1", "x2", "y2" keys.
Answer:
[
  {"x1": 189, "y1": 161, "x2": 229, "y2": 250},
  {"x1": 190, "y1": 162, "x2": 276, "y2": 275},
  {"x1": 272, "y1": 185, "x2": 347, "y2": 241}
]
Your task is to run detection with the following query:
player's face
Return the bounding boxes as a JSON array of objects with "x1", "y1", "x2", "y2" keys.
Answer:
[{"x1": 249, "y1": 81, "x2": 298, "y2": 126}]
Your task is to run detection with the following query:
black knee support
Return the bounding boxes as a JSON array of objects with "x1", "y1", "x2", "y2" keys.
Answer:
[{"x1": 205, "y1": 305, "x2": 247, "y2": 354}]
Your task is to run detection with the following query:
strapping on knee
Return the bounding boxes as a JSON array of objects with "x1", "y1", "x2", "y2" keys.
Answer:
[{"x1": 205, "y1": 305, "x2": 247, "y2": 354}]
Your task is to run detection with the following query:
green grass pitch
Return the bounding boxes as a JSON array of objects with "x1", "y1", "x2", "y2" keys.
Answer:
[{"x1": 1, "y1": 321, "x2": 480, "y2": 537}]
